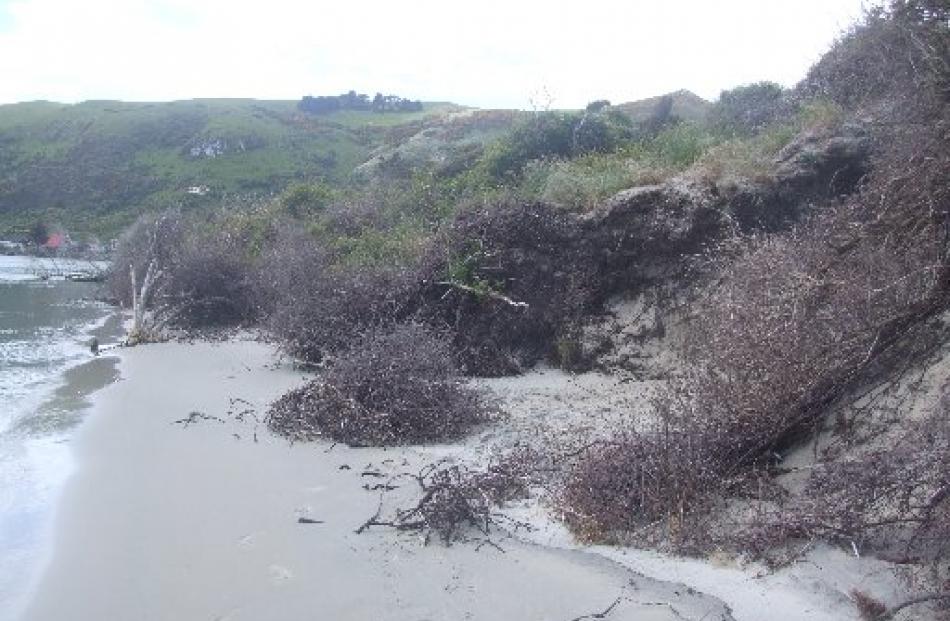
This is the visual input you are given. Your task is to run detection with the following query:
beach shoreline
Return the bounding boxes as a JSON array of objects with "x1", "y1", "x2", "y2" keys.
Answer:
[{"x1": 20, "y1": 339, "x2": 909, "y2": 621}]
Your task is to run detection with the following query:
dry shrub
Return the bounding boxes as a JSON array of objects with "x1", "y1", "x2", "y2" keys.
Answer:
[
  {"x1": 260, "y1": 225, "x2": 417, "y2": 363},
  {"x1": 562, "y1": 129, "x2": 947, "y2": 547},
  {"x1": 753, "y1": 388, "x2": 950, "y2": 564},
  {"x1": 357, "y1": 459, "x2": 529, "y2": 544},
  {"x1": 418, "y1": 200, "x2": 597, "y2": 375},
  {"x1": 266, "y1": 323, "x2": 488, "y2": 446},
  {"x1": 560, "y1": 423, "x2": 721, "y2": 547},
  {"x1": 161, "y1": 229, "x2": 258, "y2": 329},
  {"x1": 801, "y1": 0, "x2": 949, "y2": 115}
]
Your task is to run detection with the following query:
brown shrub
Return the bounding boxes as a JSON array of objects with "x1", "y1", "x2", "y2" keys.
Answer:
[
  {"x1": 266, "y1": 323, "x2": 488, "y2": 446},
  {"x1": 750, "y1": 387, "x2": 950, "y2": 564},
  {"x1": 562, "y1": 134, "x2": 948, "y2": 547},
  {"x1": 851, "y1": 589, "x2": 888, "y2": 620},
  {"x1": 161, "y1": 230, "x2": 258, "y2": 329},
  {"x1": 357, "y1": 459, "x2": 529, "y2": 544},
  {"x1": 560, "y1": 424, "x2": 720, "y2": 547},
  {"x1": 260, "y1": 225, "x2": 417, "y2": 363},
  {"x1": 800, "y1": 0, "x2": 949, "y2": 115}
]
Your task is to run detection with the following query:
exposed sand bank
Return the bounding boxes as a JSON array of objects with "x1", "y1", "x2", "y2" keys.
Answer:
[{"x1": 22, "y1": 340, "x2": 909, "y2": 620}]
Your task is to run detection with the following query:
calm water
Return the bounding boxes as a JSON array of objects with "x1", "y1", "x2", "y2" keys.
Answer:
[{"x1": 0, "y1": 256, "x2": 121, "y2": 620}]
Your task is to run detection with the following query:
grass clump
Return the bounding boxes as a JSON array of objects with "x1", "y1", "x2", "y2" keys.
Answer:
[{"x1": 267, "y1": 323, "x2": 489, "y2": 446}]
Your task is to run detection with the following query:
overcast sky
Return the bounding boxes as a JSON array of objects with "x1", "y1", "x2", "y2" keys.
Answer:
[{"x1": 0, "y1": 0, "x2": 869, "y2": 109}]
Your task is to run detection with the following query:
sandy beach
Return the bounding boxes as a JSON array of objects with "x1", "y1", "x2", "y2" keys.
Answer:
[{"x1": 21, "y1": 339, "x2": 910, "y2": 621}]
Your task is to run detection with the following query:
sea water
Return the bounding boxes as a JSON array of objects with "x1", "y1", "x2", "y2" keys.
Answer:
[{"x1": 0, "y1": 256, "x2": 120, "y2": 620}]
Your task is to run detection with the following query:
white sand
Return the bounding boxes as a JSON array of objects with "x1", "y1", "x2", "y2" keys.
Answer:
[{"x1": 22, "y1": 340, "x2": 732, "y2": 621}]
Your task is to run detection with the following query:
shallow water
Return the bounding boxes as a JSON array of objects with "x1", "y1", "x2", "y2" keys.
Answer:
[{"x1": 0, "y1": 256, "x2": 121, "y2": 620}]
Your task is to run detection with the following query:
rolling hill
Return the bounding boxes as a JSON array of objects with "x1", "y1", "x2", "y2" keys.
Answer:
[
  {"x1": 0, "y1": 91, "x2": 708, "y2": 240},
  {"x1": 0, "y1": 98, "x2": 459, "y2": 238}
]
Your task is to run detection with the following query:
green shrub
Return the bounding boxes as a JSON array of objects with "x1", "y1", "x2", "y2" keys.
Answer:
[
  {"x1": 708, "y1": 81, "x2": 789, "y2": 135},
  {"x1": 646, "y1": 123, "x2": 718, "y2": 168},
  {"x1": 279, "y1": 182, "x2": 335, "y2": 219},
  {"x1": 481, "y1": 112, "x2": 579, "y2": 179},
  {"x1": 480, "y1": 110, "x2": 633, "y2": 180},
  {"x1": 519, "y1": 153, "x2": 675, "y2": 211}
]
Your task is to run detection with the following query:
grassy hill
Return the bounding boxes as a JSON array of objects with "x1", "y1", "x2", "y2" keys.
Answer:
[
  {"x1": 0, "y1": 92, "x2": 709, "y2": 241},
  {"x1": 0, "y1": 98, "x2": 458, "y2": 239}
]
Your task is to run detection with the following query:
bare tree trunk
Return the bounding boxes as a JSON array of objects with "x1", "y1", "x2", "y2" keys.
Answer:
[{"x1": 128, "y1": 260, "x2": 162, "y2": 344}]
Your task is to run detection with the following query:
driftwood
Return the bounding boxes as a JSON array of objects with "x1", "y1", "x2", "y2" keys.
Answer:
[
  {"x1": 567, "y1": 597, "x2": 622, "y2": 621},
  {"x1": 171, "y1": 411, "x2": 224, "y2": 428},
  {"x1": 436, "y1": 281, "x2": 529, "y2": 308},
  {"x1": 355, "y1": 461, "x2": 529, "y2": 545}
]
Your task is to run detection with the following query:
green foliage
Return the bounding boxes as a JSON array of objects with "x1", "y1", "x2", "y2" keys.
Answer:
[
  {"x1": 481, "y1": 112, "x2": 578, "y2": 179},
  {"x1": 279, "y1": 182, "x2": 335, "y2": 219},
  {"x1": 330, "y1": 224, "x2": 427, "y2": 269},
  {"x1": 646, "y1": 122, "x2": 718, "y2": 168},
  {"x1": 797, "y1": 100, "x2": 845, "y2": 131},
  {"x1": 480, "y1": 110, "x2": 633, "y2": 180},
  {"x1": 695, "y1": 123, "x2": 798, "y2": 183},
  {"x1": 519, "y1": 152, "x2": 674, "y2": 211},
  {"x1": 443, "y1": 241, "x2": 504, "y2": 298}
]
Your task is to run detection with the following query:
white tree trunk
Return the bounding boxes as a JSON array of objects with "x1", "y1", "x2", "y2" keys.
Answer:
[{"x1": 128, "y1": 260, "x2": 161, "y2": 344}]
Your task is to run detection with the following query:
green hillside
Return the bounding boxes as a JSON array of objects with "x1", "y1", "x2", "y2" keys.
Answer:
[
  {"x1": 0, "y1": 98, "x2": 457, "y2": 238},
  {"x1": 0, "y1": 92, "x2": 710, "y2": 241}
]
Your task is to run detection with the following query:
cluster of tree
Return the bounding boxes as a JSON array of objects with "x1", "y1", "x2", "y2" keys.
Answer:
[{"x1": 298, "y1": 90, "x2": 424, "y2": 114}]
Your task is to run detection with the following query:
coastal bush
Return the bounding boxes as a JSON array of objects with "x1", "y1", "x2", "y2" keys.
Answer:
[
  {"x1": 266, "y1": 323, "x2": 488, "y2": 445},
  {"x1": 260, "y1": 225, "x2": 417, "y2": 363},
  {"x1": 480, "y1": 110, "x2": 633, "y2": 180},
  {"x1": 278, "y1": 182, "x2": 335, "y2": 220},
  {"x1": 481, "y1": 112, "x2": 578, "y2": 179},
  {"x1": 107, "y1": 207, "x2": 266, "y2": 333},
  {"x1": 160, "y1": 228, "x2": 258, "y2": 328},
  {"x1": 708, "y1": 81, "x2": 789, "y2": 135}
]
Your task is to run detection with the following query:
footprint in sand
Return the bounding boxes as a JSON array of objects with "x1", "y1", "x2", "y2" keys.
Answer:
[{"x1": 268, "y1": 564, "x2": 294, "y2": 583}]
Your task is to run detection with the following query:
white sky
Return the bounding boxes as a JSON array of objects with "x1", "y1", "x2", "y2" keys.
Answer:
[{"x1": 0, "y1": 0, "x2": 869, "y2": 109}]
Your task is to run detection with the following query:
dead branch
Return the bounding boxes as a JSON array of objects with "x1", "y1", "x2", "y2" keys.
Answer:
[
  {"x1": 568, "y1": 597, "x2": 622, "y2": 621},
  {"x1": 436, "y1": 280, "x2": 529, "y2": 308}
]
